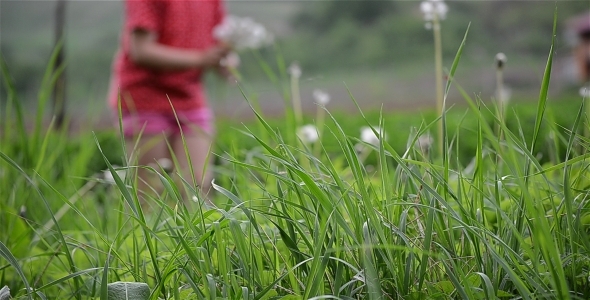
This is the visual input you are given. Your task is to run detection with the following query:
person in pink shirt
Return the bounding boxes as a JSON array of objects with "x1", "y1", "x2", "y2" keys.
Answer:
[{"x1": 107, "y1": 0, "x2": 231, "y2": 205}]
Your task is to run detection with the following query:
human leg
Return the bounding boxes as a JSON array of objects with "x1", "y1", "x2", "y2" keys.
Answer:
[
  {"x1": 172, "y1": 128, "x2": 214, "y2": 203},
  {"x1": 171, "y1": 108, "x2": 215, "y2": 205},
  {"x1": 122, "y1": 111, "x2": 173, "y2": 203}
]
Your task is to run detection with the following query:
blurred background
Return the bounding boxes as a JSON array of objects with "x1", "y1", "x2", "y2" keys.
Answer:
[{"x1": 1, "y1": 0, "x2": 589, "y2": 128}]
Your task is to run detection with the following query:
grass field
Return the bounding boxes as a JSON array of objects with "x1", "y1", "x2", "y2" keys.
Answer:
[{"x1": 3, "y1": 4, "x2": 590, "y2": 300}]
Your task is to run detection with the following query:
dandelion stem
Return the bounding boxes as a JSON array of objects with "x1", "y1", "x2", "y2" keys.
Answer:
[
  {"x1": 433, "y1": 16, "x2": 444, "y2": 156},
  {"x1": 313, "y1": 106, "x2": 325, "y2": 158},
  {"x1": 496, "y1": 66, "x2": 505, "y2": 142},
  {"x1": 291, "y1": 75, "x2": 303, "y2": 127}
]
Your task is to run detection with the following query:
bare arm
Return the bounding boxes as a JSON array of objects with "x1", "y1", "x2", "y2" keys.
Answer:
[{"x1": 129, "y1": 29, "x2": 230, "y2": 71}]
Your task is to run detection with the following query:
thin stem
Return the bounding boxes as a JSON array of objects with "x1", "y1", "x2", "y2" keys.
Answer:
[
  {"x1": 496, "y1": 67, "x2": 506, "y2": 139},
  {"x1": 585, "y1": 83, "x2": 590, "y2": 140},
  {"x1": 433, "y1": 16, "x2": 444, "y2": 156},
  {"x1": 313, "y1": 106, "x2": 325, "y2": 158},
  {"x1": 291, "y1": 75, "x2": 303, "y2": 127}
]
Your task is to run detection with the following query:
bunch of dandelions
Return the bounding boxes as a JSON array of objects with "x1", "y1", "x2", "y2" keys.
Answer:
[
  {"x1": 213, "y1": 15, "x2": 273, "y2": 80},
  {"x1": 420, "y1": 0, "x2": 448, "y2": 156},
  {"x1": 213, "y1": 15, "x2": 274, "y2": 50}
]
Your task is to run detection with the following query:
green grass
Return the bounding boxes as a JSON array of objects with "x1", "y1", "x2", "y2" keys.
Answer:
[{"x1": 3, "y1": 14, "x2": 590, "y2": 300}]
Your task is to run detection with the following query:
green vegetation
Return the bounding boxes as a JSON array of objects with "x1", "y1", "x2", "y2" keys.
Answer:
[{"x1": 3, "y1": 4, "x2": 590, "y2": 300}]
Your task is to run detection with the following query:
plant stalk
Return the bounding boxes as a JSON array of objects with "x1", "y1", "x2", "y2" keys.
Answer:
[{"x1": 433, "y1": 16, "x2": 444, "y2": 156}]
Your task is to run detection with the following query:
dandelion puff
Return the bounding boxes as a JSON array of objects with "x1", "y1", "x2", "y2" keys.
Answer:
[
  {"x1": 157, "y1": 158, "x2": 174, "y2": 174},
  {"x1": 420, "y1": 0, "x2": 448, "y2": 23},
  {"x1": 580, "y1": 86, "x2": 590, "y2": 98},
  {"x1": 313, "y1": 89, "x2": 330, "y2": 106},
  {"x1": 220, "y1": 52, "x2": 240, "y2": 68},
  {"x1": 495, "y1": 52, "x2": 507, "y2": 69},
  {"x1": 297, "y1": 124, "x2": 319, "y2": 144},
  {"x1": 420, "y1": 1, "x2": 434, "y2": 21},
  {"x1": 213, "y1": 15, "x2": 274, "y2": 50},
  {"x1": 102, "y1": 166, "x2": 126, "y2": 184},
  {"x1": 415, "y1": 133, "x2": 434, "y2": 154},
  {"x1": 360, "y1": 126, "x2": 386, "y2": 147},
  {"x1": 0, "y1": 286, "x2": 11, "y2": 299},
  {"x1": 288, "y1": 62, "x2": 302, "y2": 79}
]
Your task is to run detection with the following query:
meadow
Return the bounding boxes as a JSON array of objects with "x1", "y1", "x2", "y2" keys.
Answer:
[{"x1": 3, "y1": 9, "x2": 590, "y2": 300}]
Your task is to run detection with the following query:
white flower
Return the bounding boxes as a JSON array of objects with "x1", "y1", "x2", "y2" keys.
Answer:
[
  {"x1": 360, "y1": 126, "x2": 386, "y2": 147},
  {"x1": 102, "y1": 166, "x2": 127, "y2": 184},
  {"x1": 415, "y1": 133, "x2": 434, "y2": 154},
  {"x1": 288, "y1": 62, "x2": 302, "y2": 79},
  {"x1": 213, "y1": 15, "x2": 274, "y2": 50},
  {"x1": 157, "y1": 158, "x2": 174, "y2": 174},
  {"x1": 495, "y1": 52, "x2": 507, "y2": 69},
  {"x1": 580, "y1": 86, "x2": 590, "y2": 98},
  {"x1": 297, "y1": 124, "x2": 319, "y2": 144},
  {"x1": 220, "y1": 51, "x2": 240, "y2": 68},
  {"x1": 312, "y1": 89, "x2": 330, "y2": 106},
  {"x1": 420, "y1": 0, "x2": 448, "y2": 23}
]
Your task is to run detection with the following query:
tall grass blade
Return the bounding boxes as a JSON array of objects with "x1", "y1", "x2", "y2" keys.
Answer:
[
  {"x1": 444, "y1": 23, "x2": 470, "y2": 97},
  {"x1": 0, "y1": 240, "x2": 33, "y2": 299},
  {"x1": 530, "y1": 9, "x2": 556, "y2": 154},
  {"x1": 0, "y1": 151, "x2": 82, "y2": 299}
]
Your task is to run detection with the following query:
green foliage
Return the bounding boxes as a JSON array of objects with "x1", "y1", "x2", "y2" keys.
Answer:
[{"x1": 5, "y1": 8, "x2": 590, "y2": 299}]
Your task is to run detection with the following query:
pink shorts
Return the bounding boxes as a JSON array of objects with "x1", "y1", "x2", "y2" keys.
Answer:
[{"x1": 119, "y1": 108, "x2": 214, "y2": 137}]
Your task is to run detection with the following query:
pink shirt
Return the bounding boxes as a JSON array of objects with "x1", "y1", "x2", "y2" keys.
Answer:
[{"x1": 109, "y1": 0, "x2": 225, "y2": 114}]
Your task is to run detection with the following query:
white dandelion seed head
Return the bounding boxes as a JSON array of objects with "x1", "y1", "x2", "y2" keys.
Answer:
[
  {"x1": 213, "y1": 15, "x2": 274, "y2": 50},
  {"x1": 580, "y1": 86, "x2": 590, "y2": 98},
  {"x1": 420, "y1": 0, "x2": 448, "y2": 23},
  {"x1": 288, "y1": 62, "x2": 302, "y2": 78},
  {"x1": 157, "y1": 158, "x2": 174, "y2": 174},
  {"x1": 102, "y1": 166, "x2": 127, "y2": 185},
  {"x1": 360, "y1": 126, "x2": 386, "y2": 147},
  {"x1": 495, "y1": 52, "x2": 507, "y2": 69},
  {"x1": 220, "y1": 51, "x2": 241, "y2": 68},
  {"x1": 420, "y1": 1, "x2": 434, "y2": 18},
  {"x1": 297, "y1": 124, "x2": 319, "y2": 144},
  {"x1": 415, "y1": 133, "x2": 434, "y2": 153},
  {"x1": 312, "y1": 89, "x2": 331, "y2": 106}
]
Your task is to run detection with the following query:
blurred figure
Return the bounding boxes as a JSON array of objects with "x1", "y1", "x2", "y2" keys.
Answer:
[
  {"x1": 107, "y1": 0, "x2": 232, "y2": 206},
  {"x1": 569, "y1": 12, "x2": 590, "y2": 83}
]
